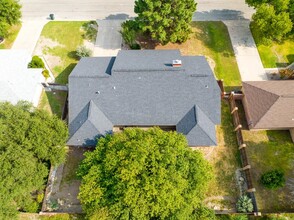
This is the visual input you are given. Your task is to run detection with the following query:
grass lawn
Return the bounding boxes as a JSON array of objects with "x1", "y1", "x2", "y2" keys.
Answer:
[
  {"x1": 39, "y1": 21, "x2": 87, "y2": 84},
  {"x1": 243, "y1": 129, "x2": 294, "y2": 212},
  {"x1": 198, "y1": 101, "x2": 241, "y2": 210},
  {"x1": 0, "y1": 23, "x2": 22, "y2": 49},
  {"x1": 140, "y1": 21, "x2": 241, "y2": 88},
  {"x1": 38, "y1": 90, "x2": 67, "y2": 118},
  {"x1": 36, "y1": 21, "x2": 96, "y2": 116},
  {"x1": 251, "y1": 26, "x2": 294, "y2": 68}
]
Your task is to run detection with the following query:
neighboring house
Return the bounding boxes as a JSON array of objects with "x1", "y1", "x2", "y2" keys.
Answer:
[
  {"x1": 242, "y1": 81, "x2": 294, "y2": 142},
  {"x1": 0, "y1": 50, "x2": 44, "y2": 107},
  {"x1": 68, "y1": 50, "x2": 221, "y2": 147}
]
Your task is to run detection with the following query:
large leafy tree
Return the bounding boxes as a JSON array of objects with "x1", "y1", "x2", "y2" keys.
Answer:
[
  {"x1": 134, "y1": 0, "x2": 196, "y2": 44},
  {"x1": 246, "y1": 0, "x2": 293, "y2": 42},
  {"x1": 0, "y1": 0, "x2": 21, "y2": 37},
  {"x1": 0, "y1": 101, "x2": 68, "y2": 219},
  {"x1": 78, "y1": 127, "x2": 213, "y2": 219}
]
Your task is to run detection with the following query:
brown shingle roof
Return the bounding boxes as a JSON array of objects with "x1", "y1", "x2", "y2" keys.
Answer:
[{"x1": 243, "y1": 81, "x2": 294, "y2": 129}]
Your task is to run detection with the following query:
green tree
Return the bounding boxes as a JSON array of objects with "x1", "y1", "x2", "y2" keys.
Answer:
[
  {"x1": 134, "y1": 0, "x2": 196, "y2": 44},
  {"x1": 0, "y1": 0, "x2": 21, "y2": 37},
  {"x1": 246, "y1": 0, "x2": 293, "y2": 42},
  {"x1": 251, "y1": 4, "x2": 292, "y2": 42},
  {"x1": 78, "y1": 127, "x2": 213, "y2": 219},
  {"x1": 0, "y1": 101, "x2": 68, "y2": 219}
]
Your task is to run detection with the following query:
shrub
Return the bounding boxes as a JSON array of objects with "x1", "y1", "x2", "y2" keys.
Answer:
[
  {"x1": 236, "y1": 195, "x2": 253, "y2": 213},
  {"x1": 120, "y1": 20, "x2": 140, "y2": 48},
  {"x1": 82, "y1": 21, "x2": 98, "y2": 42},
  {"x1": 76, "y1": 45, "x2": 92, "y2": 59},
  {"x1": 28, "y1": 56, "x2": 45, "y2": 68},
  {"x1": 42, "y1": 69, "x2": 50, "y2": 79},
  {"x1": 36, "y1": 193, "x2": 44, "y2": 203},
  {"x1": 261, "y1": 170, "x2": 285, "y2": 189}
]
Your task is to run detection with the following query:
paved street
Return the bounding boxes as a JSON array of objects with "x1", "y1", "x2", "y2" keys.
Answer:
[{"x1": 20, "y1": 0, "x2": 254, "y2": 21}]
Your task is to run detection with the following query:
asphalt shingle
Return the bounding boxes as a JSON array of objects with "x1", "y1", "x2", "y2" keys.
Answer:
[{"x1": 68, "y1": 50, "x2": 221, "y2": 146}]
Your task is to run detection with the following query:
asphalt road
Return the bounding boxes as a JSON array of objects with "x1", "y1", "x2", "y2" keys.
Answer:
[{"x1": 20, "y1": 0, "x2": 254, "y2": 21}]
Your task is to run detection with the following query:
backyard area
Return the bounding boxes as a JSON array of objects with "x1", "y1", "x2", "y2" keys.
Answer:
[
  {"x1": 243, "y1": 129, "x2": 294, "y2": 212},
  {"x1": 233, "y1": 100, "x2": 294, "y2": 212},
  {"x1": 251, "y1": 26, "x2": 294, "y2": 68},
  {"x1": 43, "y1": 147, "x2": 89, "y2": 214},
  {"x1": 198, "y1": 101, "x2": 241, "y2": 211},
  {"x1": 0, "y1": 24, "x2": 21, "y2": 49},
  {"x1": 140, "y1": 21, "x2": 241, "y2": 88},
  {"x1": 35, "y1": 21, "x2": 97, "y2": 116}
]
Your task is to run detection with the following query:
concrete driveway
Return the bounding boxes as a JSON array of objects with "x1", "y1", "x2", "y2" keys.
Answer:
[
  {"x1": 223, "y1": 21, "x2": 266, "y2": 81},
  {"x1": 94, "y1": 20, "x2": 123, "y2": 57}
]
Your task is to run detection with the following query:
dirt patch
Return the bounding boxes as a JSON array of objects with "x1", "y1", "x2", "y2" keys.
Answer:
[
  {"x1": 45, "y1": 147, "x2": 90, "y2": 213},
  {"x1": 34, "y1": 36, "x2": 63, "y2": 55},
  {"x1": 34, "y1": 37, "x2": 63, "y2": 70}
]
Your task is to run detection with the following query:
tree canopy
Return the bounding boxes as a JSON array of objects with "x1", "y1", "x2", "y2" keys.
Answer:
[
  {"x1": 0, "y1": 101, "x2": 68, "y2": 219},
  {"x1": 0, "y1": 0, "x2": 21, "y2": 37},
  {"x1": 133, "y1": 0, "x2": 196, "y2": 44},
  {"x1": 78, "y1": 127, "x2": 213, "y2": 219},
  {"x1": 246, "y1": 0, "x2": 293, "y2": 42}
]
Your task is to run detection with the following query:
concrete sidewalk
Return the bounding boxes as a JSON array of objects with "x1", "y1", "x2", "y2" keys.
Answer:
[
  {"x1": 223, "y1": 20, "x2": 267, "y2": 81},
  {"x1": 93, "y1": 20, "x2": 123, "y2": 57},
  {"x1": 12, "y1": 20, "x2": 48, "y2": 55}
]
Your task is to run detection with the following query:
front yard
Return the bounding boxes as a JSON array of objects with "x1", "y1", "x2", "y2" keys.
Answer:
[
  {"x1": 251, "y1": 26, "x2": 294, "y2": 68},
  {"x1": 35, "y1": 21, "x2": 97, "y2": 117},
  {"x1": 140, "y1": 21, "x2": 241, "y2": 88}
]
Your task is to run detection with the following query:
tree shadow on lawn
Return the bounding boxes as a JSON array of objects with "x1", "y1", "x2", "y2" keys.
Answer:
[
  {"x1": 67, "y1": 51, "x2": 79, "y2": 61},
  {"x1": 55, "y1": 63, "x2": 77, "y2": 84},
  {"x1": 191, "y1": 21, "x2": 235, "y2": 56}
]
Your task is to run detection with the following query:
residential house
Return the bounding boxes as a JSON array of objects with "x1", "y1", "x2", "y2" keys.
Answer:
[
  {"x1": 68, "y1": 50, "x2": 221, "y2": 147},
  {"x1": 0, "y1": 50, "x2": 44, "y2": 107},
  {"x1": 242, "y1": 81, "x2": 294, "y2": 142}
]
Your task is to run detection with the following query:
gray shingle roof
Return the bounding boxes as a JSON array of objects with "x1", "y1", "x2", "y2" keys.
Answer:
[{"x1": 68, "y1": 50, "x2": 221, "y2": 146}]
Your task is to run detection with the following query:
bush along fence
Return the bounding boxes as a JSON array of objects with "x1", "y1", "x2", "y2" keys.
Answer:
[{"x1": 226, "y1": 91, "x2": 260, "y2": 215}]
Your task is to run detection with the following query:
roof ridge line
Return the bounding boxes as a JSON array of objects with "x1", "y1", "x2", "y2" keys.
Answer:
[
  {"x1": 195, "y1": 105, "x2": 217, "y2": 144},
  {"x1": 245, "y1": 82, "x2": 280, "y2": 97},
  {"x1": 244, "y1": 83, "x2": 280, "y2": 127}
]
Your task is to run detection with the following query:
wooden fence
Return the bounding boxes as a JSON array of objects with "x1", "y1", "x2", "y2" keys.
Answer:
[{"x1": 227, "y1": 92, "x2": 259, "y2": 214}]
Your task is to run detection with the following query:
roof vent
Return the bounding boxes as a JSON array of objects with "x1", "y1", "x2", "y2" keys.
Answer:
[{"x1": 172, "y1": 60, "x2": 182, "y2": 67}]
